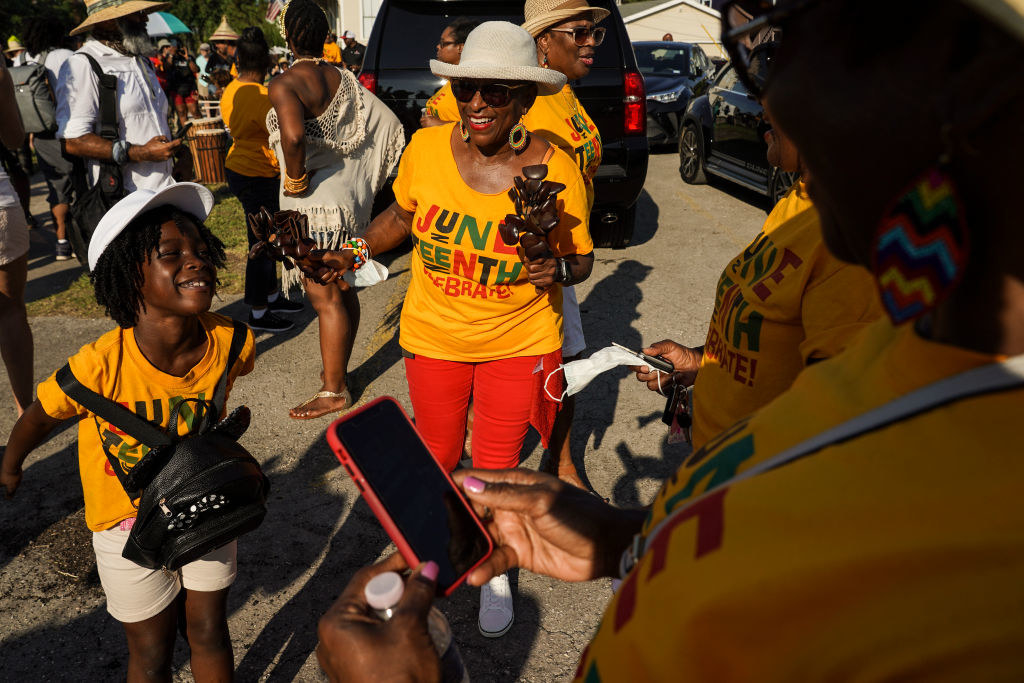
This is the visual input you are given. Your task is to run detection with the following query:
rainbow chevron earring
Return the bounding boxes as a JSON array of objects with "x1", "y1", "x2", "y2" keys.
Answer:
[{"x1": 871, "y1": 166, "x2": 969, "y2": 325}]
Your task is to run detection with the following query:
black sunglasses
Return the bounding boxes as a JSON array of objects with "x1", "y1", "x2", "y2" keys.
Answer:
[
  {"x1": 721, "y1": 0, "x2": 819, "y2": 98},
  {"x1": 451, "y1": 80, "x2": 530, "y2": 108},
  {"x1": 548, "y1": 25, "x2": 606, "y2": 47}
]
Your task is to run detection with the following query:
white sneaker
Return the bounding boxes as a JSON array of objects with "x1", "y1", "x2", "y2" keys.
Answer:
[{"x1": 478, "y1": 573, "x2": 514, "y2": 638}]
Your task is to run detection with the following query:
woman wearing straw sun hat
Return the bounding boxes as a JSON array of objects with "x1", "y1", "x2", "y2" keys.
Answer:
[
  {"x1": 319, "y1": 20, "x2": 595, "y2": 638},
  {"x1": 524, "y1": 0, "x2": 608, "y2": 491}
]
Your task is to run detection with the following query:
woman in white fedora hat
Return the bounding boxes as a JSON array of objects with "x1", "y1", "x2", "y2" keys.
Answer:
[
  {"x1": 321, "y1": 20, "x2": 595, "y2": 638},
  {"x1": 523, "y1": 0, "x2": 609, "y2": 491}
]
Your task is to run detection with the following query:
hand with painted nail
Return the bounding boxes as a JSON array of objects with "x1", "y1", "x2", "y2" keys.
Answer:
[
  {"x1": 452, "y1": 469, "x2": 647, "y2": 586},
  {"x1": 317, "y1": 553, "x2": 442, "y2": 683}
]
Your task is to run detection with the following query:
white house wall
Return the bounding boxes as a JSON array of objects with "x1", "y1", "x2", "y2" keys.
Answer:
[{"x1": 625, "y1": 7, "x2": 725, "y2": 56}]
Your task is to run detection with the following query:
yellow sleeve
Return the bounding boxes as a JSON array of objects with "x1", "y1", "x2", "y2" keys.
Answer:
[
  {"x1": 426, "y1": 83, "x2": 460, "y2": 123},
  {"x1": 546, "y1": 157, "x2": 593, "y2": 257},
  {"x1": 36, "y1": 345, "x2": 107, "y2": 421},
  {"x1": 393, "y1": 129, "x2": 433, "y2": 213},
  {"x1": 799, "y1": 259, "x2": 882, "y2": 362},
  {"x1": 235, "y1": 327, "x2": 256, "y2": 378},
  {"x1": 218, "y1": 86, "x2": 233, "y2": 128}
]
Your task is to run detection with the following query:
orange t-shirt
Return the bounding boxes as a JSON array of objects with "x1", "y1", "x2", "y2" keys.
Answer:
[
  {"x1": 36, "y1": 313, "x2": 255, "y2": 531},
  {"x1": 323, "y1": 41, "x2": 342, "y2": 64},
  {"x1": 426, "y1": 82, "x2": 459, "y2": 122},
  {"x1": 392, "y1": 123, "x2": 592, "y2": 362}
]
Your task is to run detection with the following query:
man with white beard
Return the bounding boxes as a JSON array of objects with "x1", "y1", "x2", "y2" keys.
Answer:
[{"x1": 58, "y1": 1, "x2": 181, "y2": 193}]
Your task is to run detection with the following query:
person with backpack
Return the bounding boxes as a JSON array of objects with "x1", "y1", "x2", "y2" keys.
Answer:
[
  {"x1": 18, "y1": 17, "x2": 76, "y2": 260},
  {"x1": 1, "y1": 182, "x2": 256, "y2": 680},
  {"x1": 58, "y1": 1, "x2": 181, "y2": 196}
]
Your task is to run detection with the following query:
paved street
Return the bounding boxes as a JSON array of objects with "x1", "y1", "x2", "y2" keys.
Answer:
[{"x1": 0, "y1": 151, "x2": 769, "y2": 681}]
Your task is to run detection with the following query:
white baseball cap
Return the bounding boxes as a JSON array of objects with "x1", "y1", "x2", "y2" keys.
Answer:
[
  {"x1": 342, "y1": 30, "x2": 356, "y2": 39},
  {"x1": 88, "y1": 182, "x2": 215, "y2": 270}
]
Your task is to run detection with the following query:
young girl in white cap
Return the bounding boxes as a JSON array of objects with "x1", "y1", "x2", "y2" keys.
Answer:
[{"x1": 2, "y1": 182, "x2": 255, "y2": 680}]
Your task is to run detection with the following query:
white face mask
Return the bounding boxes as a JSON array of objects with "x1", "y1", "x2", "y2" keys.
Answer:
[
  {"x1": 342, "y1": 259, "x2": 388, "y2": 287},
  {"x1": 544, "y1": 346, "x2": 643, "y2": 402}
]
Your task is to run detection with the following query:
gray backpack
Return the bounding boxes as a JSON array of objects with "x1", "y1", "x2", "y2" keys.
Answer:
[{"x1": 10, "y1": 54, "x2": 57, "y2": 134}]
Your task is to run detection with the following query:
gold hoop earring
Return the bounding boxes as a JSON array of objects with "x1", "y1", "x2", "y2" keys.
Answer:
[{"x1": 460, "y1": 121, "x2": 470, "y2": 142}]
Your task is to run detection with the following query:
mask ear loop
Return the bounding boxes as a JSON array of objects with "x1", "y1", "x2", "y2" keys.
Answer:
[{"x1": 544, "y1": 364, "x2": 568, "y2": 403}]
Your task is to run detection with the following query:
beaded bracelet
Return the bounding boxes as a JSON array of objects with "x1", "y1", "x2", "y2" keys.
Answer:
[
  {"x1": 284, "y1": 171, "x2": 309, "y2": 194},
  {"x1": 342, "y1": 237, "x2": 371, "y2": 270}
]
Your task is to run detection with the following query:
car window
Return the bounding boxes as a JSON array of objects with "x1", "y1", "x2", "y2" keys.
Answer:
[
  {"x1": 634, "y1": 45, "x2": 690, "y2": 76},
  {"x1": 378, "y1": 1, "x2": 622, "y2": 71},
  {"x1": 714, "y1": 65, "x2": 746, "y2": 94}
]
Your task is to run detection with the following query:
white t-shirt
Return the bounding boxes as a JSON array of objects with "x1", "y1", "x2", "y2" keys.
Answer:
[{"x1": 56, "y1": 40, "x2": 173, "y2": 192}]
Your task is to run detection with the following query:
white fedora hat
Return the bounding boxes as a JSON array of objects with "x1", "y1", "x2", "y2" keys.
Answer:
[
  {"x1": 522, "y1": 0, "x2": 611, "y2": 38},
  {"x1": 430, "y1": 21, "x2": 566, "y2": 95},
  {"x1": 88, "y1": 183, "x2": 215, "y2": 270}
]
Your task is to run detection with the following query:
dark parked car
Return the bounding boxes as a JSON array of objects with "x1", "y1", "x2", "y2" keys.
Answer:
[
  {"x1": 358, "y1": 0, "x2": 649, "y2": 248},
  {"x1": 677, "y1": 63, "x2": 797, "y2": 206},
  {"x1": 633, "y1": 41, "x2": 715, "y2": 147}
]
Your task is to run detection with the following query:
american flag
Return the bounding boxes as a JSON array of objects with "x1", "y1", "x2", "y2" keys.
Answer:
[{"x1": 266, "y1": 0, "x2": 284, "y2": 23}]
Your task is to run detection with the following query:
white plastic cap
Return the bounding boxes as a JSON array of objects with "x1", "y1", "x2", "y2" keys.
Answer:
[{"x1": 364, "y1": 571, "x2": 405, "y2": 610}]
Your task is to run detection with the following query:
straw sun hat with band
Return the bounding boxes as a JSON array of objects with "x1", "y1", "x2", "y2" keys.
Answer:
[
  {"x1": 521, "y1": 0, "x2": 611, "y2": 37},
  {"x1": 70, "y1": 0, "x2": 170, "y2": 37},
  {"x1": 430, "y1": 21, "x2": 566, "y2": 95},
  {"x1": 960, "y1": 0, "x2": 1024, "y2": 42}
]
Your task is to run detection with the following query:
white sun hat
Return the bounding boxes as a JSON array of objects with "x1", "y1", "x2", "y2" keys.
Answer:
[
  {"x1": 88, "y1": 182, "x2": 215, "y2": 270},
  {"x1": 522, "y1": 0, "x2": 611, "y2": 38},
  {"x1": 430, "y1": 21, "x2": 566, "y2": 95}
]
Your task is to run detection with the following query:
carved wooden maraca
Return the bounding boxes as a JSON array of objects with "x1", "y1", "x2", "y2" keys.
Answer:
[
  {"x1": 247, "y1": 208, "x2": 337, "y2": 285},
  {"x1": 499, "y1": 164, "x2": 566, "y2": 263}
]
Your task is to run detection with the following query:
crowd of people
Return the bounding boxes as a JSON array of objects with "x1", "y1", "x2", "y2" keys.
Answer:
[{"x1": 3, "y1": 0, "x2": 1024, "y2": 680}]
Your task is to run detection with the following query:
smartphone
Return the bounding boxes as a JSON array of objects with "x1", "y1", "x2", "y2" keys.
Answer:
[
  {"x1": 612, "y1": 342, "x2": 675, "y2": 374},
  {"x1": 327, "y1": 397, "x2": 494, "y2": 595},
  {"x1": 173, "y1": 121, "x2": 194, "y2": 141}
]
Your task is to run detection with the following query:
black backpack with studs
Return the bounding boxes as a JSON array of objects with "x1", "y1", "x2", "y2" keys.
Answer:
[{"x1": 55, "y1": 321, "x2": 269, "y2": 571}]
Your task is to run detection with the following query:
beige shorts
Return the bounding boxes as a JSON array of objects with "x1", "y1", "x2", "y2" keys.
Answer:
[
  {"x1": 0, "y1": 206, "x2": 29, "y2": 266},
  {"x1": 92, "y1": 527, "x2": 237, "y2": 623}
]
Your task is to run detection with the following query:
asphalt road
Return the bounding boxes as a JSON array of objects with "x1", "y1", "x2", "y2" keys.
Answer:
[{"x1": 0, "y1": 151, "x2": 769, "y2": 682}]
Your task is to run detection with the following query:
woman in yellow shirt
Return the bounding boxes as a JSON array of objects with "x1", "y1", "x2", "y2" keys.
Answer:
[
  {"x1": 221, "y1": 27, "x2": 303, "y2": 332},
  {"x1": 632, "y1": 94, "x2": 881, "y2": 451},
  {"x1": 324, "y1": 21, "x2": 594, "y2": 639}
]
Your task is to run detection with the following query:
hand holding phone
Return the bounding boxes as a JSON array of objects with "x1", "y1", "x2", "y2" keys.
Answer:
[
  {"x1": 612, "y1": 342, "x2": 675, "y2": 373},
  {"x1": 327, "y1": 397, "x2": 493, "y2": 595}
]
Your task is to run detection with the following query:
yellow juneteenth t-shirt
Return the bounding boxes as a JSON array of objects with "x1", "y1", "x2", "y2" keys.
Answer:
[
  {"x1": 426, "y1": 82, "x2": 459, "y2": 122},
  {"x1": 220, "y1": 79, "x2": 279, "y2": 178},
  {"x1": 36, "y1": 313, "x2": 255, "y2": 532},
  {"x1": 393, "y1": 123, "x2": 592, "y2": 362},
  {"x1": 524, "y1": 84, "x2": 602, "y2": 208},
  {"x1": 690, "y1": 182, "x2": 881, "y2": 450},
  {"x1": 577, "y1": 319, "x2": 1024, "y2": 682}
]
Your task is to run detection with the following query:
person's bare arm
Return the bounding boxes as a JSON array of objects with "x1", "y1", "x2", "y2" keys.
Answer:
[
  {"x1": 268, "y1": 74, "x2": 309, "y2": 194},
  {"x1": 64, "y1": 133, "x2": 181, "y2": 163},
  {"x1": 2, "y1": 402, "x2": 63, "y2": 498},
  {"x1": 0, "y1": 63, "x2": 26, "y2": 150}
]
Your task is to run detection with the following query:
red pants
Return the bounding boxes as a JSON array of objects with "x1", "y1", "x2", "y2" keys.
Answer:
[{"x1": 404, "y1": 354, "x2": 541, "y2": 472}]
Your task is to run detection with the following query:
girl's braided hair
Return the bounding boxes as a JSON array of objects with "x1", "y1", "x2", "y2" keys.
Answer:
[
  {"x1": 282, "y1": 0, "x2": 329, "y2": 57},
  {"x1": 90, "y1": 206, "x2": 226, "y2": 329}
]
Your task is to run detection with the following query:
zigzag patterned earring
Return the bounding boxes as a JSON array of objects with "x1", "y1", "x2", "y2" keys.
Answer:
[
  {"x1": 460, "y1": 120, "x2": 470, "y2": 142},
  {"x1": 871, "y1": 164, "x2": 969, "y2": 325}
]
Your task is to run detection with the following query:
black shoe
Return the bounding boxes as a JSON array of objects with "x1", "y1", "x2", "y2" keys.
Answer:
[
  {"x1": 247, "y1": 310, "x2": 294, "y2": 332},
  {"x1": 267, "y1": 296, "x2": 304, "y2": 314},
  {"x1": 55, "y1": 241, "x2": 73, "y2": 261}
]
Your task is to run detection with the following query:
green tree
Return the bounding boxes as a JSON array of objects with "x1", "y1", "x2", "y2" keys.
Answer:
[{"x1": 165, "y1": 0, "x2": 285, "y2": 48}]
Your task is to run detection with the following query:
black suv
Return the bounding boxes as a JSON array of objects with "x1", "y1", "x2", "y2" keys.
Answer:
[
  {"x1": 677, "y1": 62, "x2": 796, "y2": 206},
  {"x1": 359, "y1": 0, "x2": 649, "y2": 248}
]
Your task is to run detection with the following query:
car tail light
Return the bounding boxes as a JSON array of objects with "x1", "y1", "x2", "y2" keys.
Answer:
[
  {"x1": 358, "y1": 71, "x2": 378, "y2": 94},
  {"x1": 624, "y1": 71, "x2": 646, "y2": 136}
]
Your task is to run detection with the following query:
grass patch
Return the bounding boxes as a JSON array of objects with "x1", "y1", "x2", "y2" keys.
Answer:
[{"x1": 27, "y1": 183, "x2": 251, "y2": 319}]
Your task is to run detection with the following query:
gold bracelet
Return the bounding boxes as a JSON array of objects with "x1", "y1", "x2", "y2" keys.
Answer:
[{"x1": 284, "y1": 171, "x2": 309, "y2": 194}]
